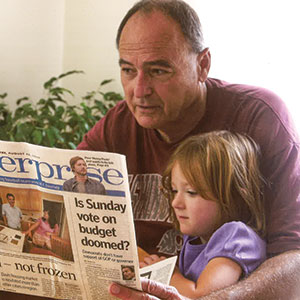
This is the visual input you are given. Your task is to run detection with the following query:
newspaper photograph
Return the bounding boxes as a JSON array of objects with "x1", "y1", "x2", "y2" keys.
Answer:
[{"x1": 0, "y1": 140, "x2": 144, "y2": 299}]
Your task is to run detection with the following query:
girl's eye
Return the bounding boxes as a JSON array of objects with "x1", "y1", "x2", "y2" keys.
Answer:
[
  {"x1": 171, "y1": 189, "x2": 178, "y2": 195},
  {"x1": 187, "y1": 190, "x2": 198, "y2": 196}
]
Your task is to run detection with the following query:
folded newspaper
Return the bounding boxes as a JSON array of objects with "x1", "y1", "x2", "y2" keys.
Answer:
[{"x1": 0, "y1": 141, "x2": 176, "y2": 299}]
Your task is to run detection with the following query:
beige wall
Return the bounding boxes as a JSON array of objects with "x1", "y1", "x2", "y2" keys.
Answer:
[
  {"x1": 62, "y1": 0, "x2": 137, "y2": 102},
  {"x1": 0, "y1": 0, "x2": 65, "y2": 110}
]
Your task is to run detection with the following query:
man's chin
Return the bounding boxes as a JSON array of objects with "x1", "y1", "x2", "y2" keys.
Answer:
[{"x1": 136, "y1": 116, "x2": 161, "y2": 129}]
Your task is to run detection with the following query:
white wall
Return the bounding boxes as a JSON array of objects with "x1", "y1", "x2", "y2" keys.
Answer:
[
  {"x1": 0, "y1": 0, "x2": 65, "y2": 109},
  {"x1": 62, "y1": 0, "x2": 137, "y2": 100},
  {"x1": 191, "y1": 0, "x2": 300, "y2": 132}
]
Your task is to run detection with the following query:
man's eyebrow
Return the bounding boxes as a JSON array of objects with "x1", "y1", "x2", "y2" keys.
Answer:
[
  {"x1": 145, "y1": 60, "x2": 172, "y2": 68},
  {"x1": 118, "y1": 58, "x2": 172, "y2": 68},
  {"x1": 119, "y1": 58, "x2": 133, "y2": 66}
]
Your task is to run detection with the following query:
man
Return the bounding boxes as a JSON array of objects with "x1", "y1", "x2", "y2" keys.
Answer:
[
  {"x1": 2, "y1": 193, "x2": 22, "y2": 230},
  {"x1": 121, "y1": 265, "x2": 136, "y2": 281},
  {"x1": 63, "y1": 156, "x2": 106, "y2": 195},
  {"x1": 78, "y1": 1, "x2": 300, "y2": 299}
]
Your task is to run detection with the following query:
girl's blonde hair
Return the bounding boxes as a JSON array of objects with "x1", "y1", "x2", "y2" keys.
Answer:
[{"x1": 161, "y1": 130, "x2": 266, "y2": 237}]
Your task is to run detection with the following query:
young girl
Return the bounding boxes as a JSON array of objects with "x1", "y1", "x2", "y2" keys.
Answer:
[
  {"x1": 24, "y1": 209, "x2": 59, "y2": 250},
  {"x1": 153, "y1": 130, "x2": 266, "y2": 298}
]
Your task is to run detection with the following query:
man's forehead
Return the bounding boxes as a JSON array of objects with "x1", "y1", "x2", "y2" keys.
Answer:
[{"x1": 119, "y1": 11, "x2": 187, "y2": 52}]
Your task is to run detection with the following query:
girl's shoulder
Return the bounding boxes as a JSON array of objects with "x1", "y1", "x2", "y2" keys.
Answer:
[{"x1": 209, "y1": 221, "x2": 264, "y2": 245}]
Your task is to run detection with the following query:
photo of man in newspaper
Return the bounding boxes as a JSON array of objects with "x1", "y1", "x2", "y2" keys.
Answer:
[
  {"x1": 121, "y1": 265, "x2": 136, "y2": 281},
  {"x1": 63, "y1": 156, "x2": 107, "y2": 195},
  {"x1": 2, "y1": 193, "x2": 22, "y2": 230}
]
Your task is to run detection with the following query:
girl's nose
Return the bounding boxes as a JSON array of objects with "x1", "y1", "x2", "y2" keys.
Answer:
[{"x1": 171, "y1": 193, "x2": 185, "y2": 209}]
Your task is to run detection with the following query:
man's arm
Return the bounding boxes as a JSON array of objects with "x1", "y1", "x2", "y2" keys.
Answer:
[
  {"x1": 3, "y1": 214, "x2": 8, "y2": 226},
  {"x1": 200, "y1": 250, "x2": 300, "y2": 300},
  {"x1": 109, "y1": 250, "x2": 300, "y2": 300}
]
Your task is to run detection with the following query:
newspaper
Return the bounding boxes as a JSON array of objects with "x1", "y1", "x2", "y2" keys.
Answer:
[{"x1": 0, "y1": 141, "x2": 176, "y2": 299}]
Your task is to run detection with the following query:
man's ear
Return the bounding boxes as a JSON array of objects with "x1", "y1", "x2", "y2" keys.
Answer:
[{"x1": 197, "y1": 48, "x2": 211, "y2": 82}]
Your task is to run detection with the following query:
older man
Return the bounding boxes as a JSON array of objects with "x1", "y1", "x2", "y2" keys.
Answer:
[{"x1": 76, "y1": 1, "x2": 299, "y2": 299}]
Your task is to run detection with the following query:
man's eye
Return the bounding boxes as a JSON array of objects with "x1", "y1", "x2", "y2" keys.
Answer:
[
  {"x1": 121, "y1": 67, "x2": 136, "y2": 75},
  {"x1": 149, "y1": 68, "x2": 169, "y2": 77}
]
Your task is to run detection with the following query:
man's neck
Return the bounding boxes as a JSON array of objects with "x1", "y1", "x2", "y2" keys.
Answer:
[
  {"x1": 75, "y1": 175, "x2": 88, "y2": 182},
  {"x1": 158, "y1": 82, "x2": 207, "y2": 143}
]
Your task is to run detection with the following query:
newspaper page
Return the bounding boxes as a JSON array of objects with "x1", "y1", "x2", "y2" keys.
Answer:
[
  {"x1": 0, "y1": 141, "x2": 141, "y2": 299},
  {"x1": 140, "y1": 256, "x2": 177, "y2": 285}
]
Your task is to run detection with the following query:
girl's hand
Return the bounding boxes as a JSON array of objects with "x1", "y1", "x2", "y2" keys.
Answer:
[
  {"x1": 139, "y1": 254, "x2": 166, "y2": 268},
  {"x1": 22, "y1": 230, "x2": 31, "y2": 237}
]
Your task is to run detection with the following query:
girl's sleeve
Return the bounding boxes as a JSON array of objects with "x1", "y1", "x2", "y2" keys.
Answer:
[{"x1": 203, "y1": 222, "x2": 267, "y2": 276}]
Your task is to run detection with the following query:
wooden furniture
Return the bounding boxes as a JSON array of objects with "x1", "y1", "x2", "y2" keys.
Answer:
[{"x1": 50, "y1": 235, "x2": 74, "y2": 261}]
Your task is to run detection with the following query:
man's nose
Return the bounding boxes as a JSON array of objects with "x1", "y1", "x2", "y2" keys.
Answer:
[{"x1": 134, "y1": 72, "x2": 153, "y2": 98}]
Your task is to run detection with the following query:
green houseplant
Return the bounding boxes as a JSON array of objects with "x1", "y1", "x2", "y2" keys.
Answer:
[{"x1": 0, "y1": 70, "x2": 122, "y2": 149}]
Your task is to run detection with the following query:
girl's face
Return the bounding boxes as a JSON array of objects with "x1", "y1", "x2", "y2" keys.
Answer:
[
  {"x1": 43, "y1": 211, "x2": 49, "y2": 220},
  {"x1": 171, "y1": 162, "x2": 220, "y2": 242}
]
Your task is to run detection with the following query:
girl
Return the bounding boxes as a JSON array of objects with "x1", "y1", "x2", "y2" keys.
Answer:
[
  {"x1": 149, "y1": 131, "x2": 266, "y2": 298},
  {"x1": 24, "y1": 209, "x2": 59, "y2": 250}
]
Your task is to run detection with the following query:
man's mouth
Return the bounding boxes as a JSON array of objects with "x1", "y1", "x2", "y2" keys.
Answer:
[{"x1": 136, "y1": 104, "x2": 160, "y2": 112}]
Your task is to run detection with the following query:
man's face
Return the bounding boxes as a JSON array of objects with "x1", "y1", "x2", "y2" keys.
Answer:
[
  {"x1": 73, "y1": 159, "x2": 87, "y2": 177},
  {"x1": 122, "y1": 267, "x2": 135, "y2": 280},
  {"x1": 118, "y1": 11, "x2": 202, "y2": 133},
  {"x1": 7, "y1": 196, "x2": 15, "y2": 207}
]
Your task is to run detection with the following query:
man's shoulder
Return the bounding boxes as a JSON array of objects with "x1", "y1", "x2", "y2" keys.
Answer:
[
  {"x1": 207, "y1": 77, "x2": 283, "y2": 104},
  {"x1": 86, "y1": 177, "x2": 99, "y2": 183},
  {"x1": 63, "y1": 177, "x2": 76, "y2": 190},
  {"x1": 206, "y1": 77, "x2": 298, "y2": 141},
  {"x1": 64, "y1": 177, "x2": 75, "y2": 184},
  {"x1": 2, "y1": 203, "x2": 9, "y2": 209},
  {"x1": 207, "y1": 77, "x2": 292, "y2": 119},
  {"x1": 86, "y1": 177, "x2": 103, "y2": 186}
]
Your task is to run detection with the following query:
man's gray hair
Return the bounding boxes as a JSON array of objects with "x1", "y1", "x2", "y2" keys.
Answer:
[{"x1": 116, "y1": 0, "x2": 205, "y2": 53}]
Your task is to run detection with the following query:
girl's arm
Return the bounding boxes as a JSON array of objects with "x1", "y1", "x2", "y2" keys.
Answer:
[
  {"x1": 23, "y1": 221, "x2": 40, "y2": 237},
  {"x1": 46, "y1": 224, "x2": 59, "y2": 236},
  {"x1": 170, "y1": 257, "x2": 242, "y2": 299},
  {"x1": 53, "y1": 224, "x2": 59, "y2": 235}
]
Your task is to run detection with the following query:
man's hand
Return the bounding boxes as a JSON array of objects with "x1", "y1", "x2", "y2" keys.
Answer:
[{"x1": 108, "y1": 278, "x2": 188, "y2": 300}]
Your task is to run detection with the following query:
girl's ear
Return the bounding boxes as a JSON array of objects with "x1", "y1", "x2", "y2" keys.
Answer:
[{"x1": 197, "y1": 48, "x2": 211, "y2": 82}]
